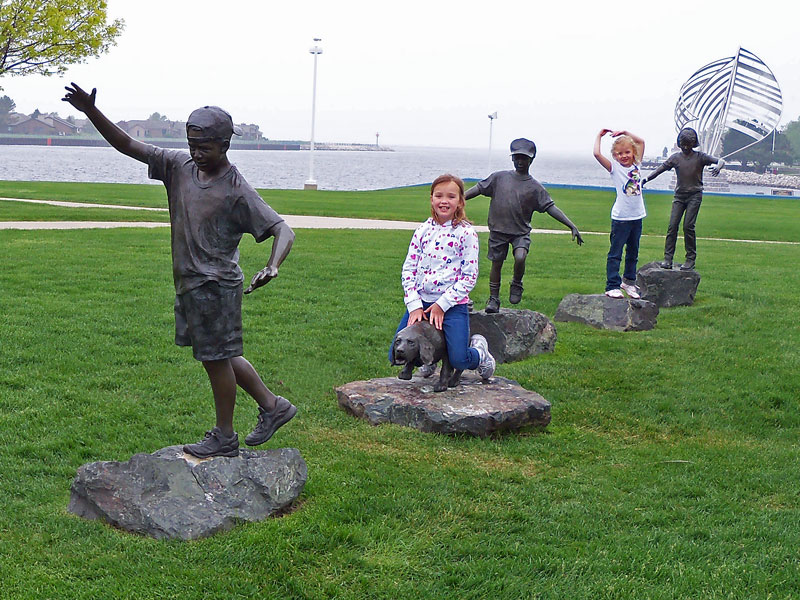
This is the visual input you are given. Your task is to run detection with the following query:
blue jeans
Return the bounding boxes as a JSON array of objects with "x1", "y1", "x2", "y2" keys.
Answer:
[
  {"x1": 389, "y1": 302, "x2": 479, "y2": 370},
  {"x1": 606, "y1": 218, "x2": 642, "y2": 291}
]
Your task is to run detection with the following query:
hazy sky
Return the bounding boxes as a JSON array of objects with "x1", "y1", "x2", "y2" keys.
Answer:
[{"x1": 3, "y1": 0, "x2": 799, "y2": 155}]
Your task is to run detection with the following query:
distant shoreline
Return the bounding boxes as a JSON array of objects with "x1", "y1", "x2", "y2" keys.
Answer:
[{"x1": 0, "y1": 135, "x2": 389, "y2": 152}]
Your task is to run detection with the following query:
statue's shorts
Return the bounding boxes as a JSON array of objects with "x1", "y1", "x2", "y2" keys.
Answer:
[
  {"x1": 487, "y1": 231, "x2": 531, "y2": 262},
  {"x1": 174, "y1": 281, "x2": 243, "y2": 361}
]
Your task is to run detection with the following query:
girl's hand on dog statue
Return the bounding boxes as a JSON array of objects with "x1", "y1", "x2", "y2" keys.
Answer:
[
  {"x1": 424, "y1": 304, "x2": 445, "y2": 330},
  {"x1": 407, "y1": 308, "x2": 425, "y2": 326}
]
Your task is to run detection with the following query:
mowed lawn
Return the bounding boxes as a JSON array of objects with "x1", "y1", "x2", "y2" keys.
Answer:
[
  {"x1": 1, "y1": 179, "x2": 799, "y2": 243},
  {"x1": 0, "y1": 182, "x2": 799, "y2": 599}
]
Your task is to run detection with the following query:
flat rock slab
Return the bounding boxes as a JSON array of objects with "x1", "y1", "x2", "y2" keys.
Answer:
[
  {"x1": 336, "y1": 372, "x2": 550, "y2": 436},
  {"x1": 469, "y1": 308, "x2": 556, "y2": 364},
  {"x1": 68, "y1": 446, "x2": 307, "y2": 540},
  {"x1": 636, "y1": 261, "x2": 701, "y2": 307},
  {"x1": 554, "y1": 293, "x2": 658, "y2": 331}
]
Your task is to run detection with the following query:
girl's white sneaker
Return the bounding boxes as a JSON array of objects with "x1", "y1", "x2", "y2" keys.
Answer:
[
  {"x1": 605, "y1": 288, "x2": 624, "y2": 299},
  {"x1": 417, "y1": 364, "x2": 435, "y2": 377},
  {"x1": 469, "y1": 334, "x2": 496, "y2": 380},
  {"x1": 620, "y1": 282, "x2": 641, "y2": 299}
]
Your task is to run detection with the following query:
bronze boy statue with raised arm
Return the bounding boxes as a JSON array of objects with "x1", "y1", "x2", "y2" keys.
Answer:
[
  {"x1": 466, "y1": 138, "x2": 583, "y2": 313},
  {"x1": 63, "y1": 84, "x2": 296, "y2": 458}
]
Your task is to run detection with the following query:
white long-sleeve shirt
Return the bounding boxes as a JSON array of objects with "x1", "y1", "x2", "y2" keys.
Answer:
[{"x1": 401, "y1": 218, "x2": 480, "y2": 312}]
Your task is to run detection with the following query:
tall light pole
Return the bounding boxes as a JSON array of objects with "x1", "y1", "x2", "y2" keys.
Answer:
[
  {"x1": 487, "y1": 111, "x2": 497, "y2": 174},
  {"x1": 304, "y1": 38, "x2": 323, "y2": 190}
]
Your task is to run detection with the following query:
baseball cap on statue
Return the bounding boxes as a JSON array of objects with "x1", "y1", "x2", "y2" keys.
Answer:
[
  {"x1": 509, "y1": 138, "x2": 537, "y2": 159},
  {"x1": 186, "y1": 106, "x2": 243, "y2": 141},
  {"x1": 677, "y1": 127, "x2": 699, "y2": 148}
]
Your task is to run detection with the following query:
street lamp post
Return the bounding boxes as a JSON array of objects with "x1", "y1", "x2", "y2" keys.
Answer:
[
  {"x1": 487, "y1": 111, "x2": 497, "y2": 174},
  {"x1": 304, "y1": 38, "x2": 323, "y2": 190}
]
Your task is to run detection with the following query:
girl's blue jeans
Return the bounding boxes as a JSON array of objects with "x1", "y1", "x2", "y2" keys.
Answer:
[
  {"x1": 606, "y1": 218, "x2": 642, "y2": 291},
  {"x1": 389, "y1": 302, "x2": 480, "y2": 370}
]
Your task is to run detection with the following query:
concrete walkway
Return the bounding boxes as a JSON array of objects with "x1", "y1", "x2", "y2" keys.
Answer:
[
  {"x1": 1, "y1": 196, "x2": 797, "y2": 245},
  {"x1": 0, "y1": 197, "x2": 167, "y2": 212}
]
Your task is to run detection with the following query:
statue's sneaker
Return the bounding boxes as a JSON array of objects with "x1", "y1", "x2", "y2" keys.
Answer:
[
  {"x1": 485, "y1": 296, "x2": 500, "y2": 313},
  {"x1": 245, "y1": 397, "x2": 297, "y2": 446},
  {"x1": 184, "y1": 427, "x2": 239, "y2": 458}
]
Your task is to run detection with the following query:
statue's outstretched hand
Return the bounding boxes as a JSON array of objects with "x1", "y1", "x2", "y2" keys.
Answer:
[
  {"x1": 244, "y1": 265, "x2": 278, "y2": 294},
  {"x1": 710, "y1": 166, "x2": 721, "y2": 176},
  {"x1": 572, "y1": 228, "x2": 584, "y2": 246},
  {"x1": 62, "y1": 83, "x2": 96, "y2": 114}
]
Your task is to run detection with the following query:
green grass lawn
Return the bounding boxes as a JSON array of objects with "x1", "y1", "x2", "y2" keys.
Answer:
[
  {"x1": 0, "y1": 183, "x2": 799, "y2": 599},
  {"x1": 1, "y1": 179, "x2": 798, "y2": 242}
]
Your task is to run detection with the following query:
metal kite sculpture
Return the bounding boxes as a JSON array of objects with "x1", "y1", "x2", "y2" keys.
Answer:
[{"x1": 674, "y1": 47, "x2": 782, "y2": 158}]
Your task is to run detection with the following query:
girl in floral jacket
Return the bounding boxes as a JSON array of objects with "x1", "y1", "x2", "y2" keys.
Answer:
[{"x1": 390, "y1": 174, "x2": 495, "y2": 380}]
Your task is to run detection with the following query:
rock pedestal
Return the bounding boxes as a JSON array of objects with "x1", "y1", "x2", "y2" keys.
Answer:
[
  {"x1": 469, "y1": 308, "x2": 556, "y2": 364},
  {"x1": 68, "y1": 446, "x2": 307, "y2": 540},
  {"x1": 636, "y1": 261, "x2": 701, "y2": 307},
  {"x1": 336, "y1": 372, "x2": 550, "y2": 437},
  {"x1": 554, "y1": 293, "x2": 658, "y2": 331}
]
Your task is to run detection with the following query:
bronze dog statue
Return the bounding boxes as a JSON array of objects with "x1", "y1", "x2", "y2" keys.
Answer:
[{"x1": 390, "y1": 321, "x2": 463, "y2": 392}]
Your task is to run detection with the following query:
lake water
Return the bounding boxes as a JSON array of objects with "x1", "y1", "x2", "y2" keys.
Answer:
[{"x1": 0, "y1": 144, "x2": 775, "y2": 196}]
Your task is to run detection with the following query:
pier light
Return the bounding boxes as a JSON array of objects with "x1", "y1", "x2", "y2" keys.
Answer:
[{"x1": 305, "y1": 38, "x2": 323, "y2": 190}]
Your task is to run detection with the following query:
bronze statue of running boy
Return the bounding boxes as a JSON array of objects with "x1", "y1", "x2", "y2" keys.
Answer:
[{"x1": 466, "y1": 138, "x2": 584, "y2": 312}]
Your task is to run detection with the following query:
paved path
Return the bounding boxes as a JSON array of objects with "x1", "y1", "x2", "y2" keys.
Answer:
[
  {"x1": 1, "y1": 196, "x2": 797, "y2": 245},
  {"x1": 0, "y1": 197, "x2": 167, "y2": 211}
]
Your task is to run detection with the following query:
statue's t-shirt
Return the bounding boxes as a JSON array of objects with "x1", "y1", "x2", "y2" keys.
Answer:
[
  {"x1": 147, "y1": 147, "x2": 283, "y2": 294},
  {"x1": 661, "y1": 150, "x2": 717, "y2": 195},
  {"x1": 472, "y1": 170, "x2": 554, "y2": 235}
]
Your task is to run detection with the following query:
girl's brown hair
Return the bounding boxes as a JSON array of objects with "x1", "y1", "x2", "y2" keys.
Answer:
[{"x1": 430, "y1": 174, "x2": 471, "y2": 226}]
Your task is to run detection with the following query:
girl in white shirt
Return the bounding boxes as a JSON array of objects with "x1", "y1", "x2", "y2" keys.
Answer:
[{"x1": 592, "y1": 129, "x2": 647, "y2": 299}]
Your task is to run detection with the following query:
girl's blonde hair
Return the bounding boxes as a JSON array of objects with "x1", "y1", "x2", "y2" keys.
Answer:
[
  {"x1": 430, "y1": 174, "x2": 472, "y2": 226},
  {"x1": 611, "y1": 135, "x2": 642, "y2": 164}
]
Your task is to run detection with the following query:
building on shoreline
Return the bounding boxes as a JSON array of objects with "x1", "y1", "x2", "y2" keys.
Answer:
[
  {"x1": 6, "y1": 111, "x2": 78, "y2": 136},
  {"x1": 4, "y1": 110, "x2": 265, "y2": 141},
  {"x1": 2, "y1": 111, "x2": 386, "y2": 151}
]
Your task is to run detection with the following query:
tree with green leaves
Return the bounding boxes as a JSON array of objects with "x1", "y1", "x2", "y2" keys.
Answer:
[
  {"x1": 0, "y1": 0, "x2": 124, "y2": 88},
  {"x1": 782, "y1": 119, "x2": 800, "y2": 163},
  {"x1": 721, "y1": 120, "x2": 791, "y2": 173},
  {"x1": 0, "y1": 94, "x2": 15, "y2": 127},
  {"x1": 148, "y1": 112, "x2": 169, "y2": 122}
]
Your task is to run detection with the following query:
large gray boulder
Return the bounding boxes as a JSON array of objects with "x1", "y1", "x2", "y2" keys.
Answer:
[
  {"x1": 68, "y1": 446, "x2": 307, "y2": 540},
  {"x1": 554, "y1": 293, "x2": 658, "y2": 331},
  {"x1": 469, "y1": 308, "x2": 556, "y2": 364},
  {"x1": 636, "y1": 261, "x2": 701, "y2": 307},
  {"x1": 336, "y1": 371, "x2": 550, "y2": 437}
]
